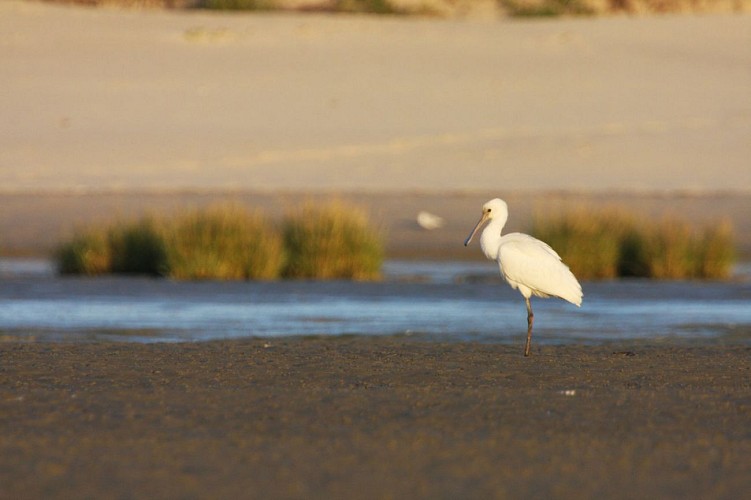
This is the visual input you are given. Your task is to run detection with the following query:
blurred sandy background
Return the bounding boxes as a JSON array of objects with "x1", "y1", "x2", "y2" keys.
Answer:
[{"x1": 1, "y1": 1, "x2": 750, "y2": 256}]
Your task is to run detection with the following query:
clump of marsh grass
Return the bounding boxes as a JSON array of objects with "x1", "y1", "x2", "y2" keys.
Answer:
[
  {"x1": 282, "y1": 202, "x2": 383, "y2": 280},
  {"x1": 56, "y1": 203, "x2": 385, "y2": 281},
  {"x1": 57, "y1": 219, "x2": 166, "y2": 276},
  {"x1": 532, "y1": 210, "x2": 735, "y2": 280},
  {"x1": 499, "y1": 0, "x2": 747, "y2": 17},
  {"x1": 57, "y1": 228, "x2": 112, "y2": 276},
  {"x1": 531, "y1": 208, "x2": 632, "y2": 279},
  {"x1": 500, "y1": 0, "x2": 595, "y2": 17},
  {"x1": 196, "y1": 0, "x2": 404, "y2": 13},
  {"x1": 696, "y1": 221, "x2": 735, "y2": 279},
  {"x1": 107, "y1": 218, "x2": 167, "y2": 276},
  {"x1": 642, "y1": 217, "x2": 735, "y2": 280},
  {"x1": 196, "y1": 0, "x2": 277, "y2": 10},
  {"x1": 642, "y1": 218, "x2": 696, "y2": 280},
  {"x1": 331, "y1": 0, "x2": 404, "y2": 14},
  {"x1": 163, "y1": 206, "x2": 284, "y2": 280}
]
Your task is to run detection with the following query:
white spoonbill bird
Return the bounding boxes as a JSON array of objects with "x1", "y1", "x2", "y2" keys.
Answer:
[{"x1": 464, "y1": 198, "x2": 582, "y2": 356}]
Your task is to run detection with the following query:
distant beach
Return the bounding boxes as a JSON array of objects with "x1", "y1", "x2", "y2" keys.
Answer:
[{"x1": 2, "y1": 1, "x2": 750, "y2": 196}]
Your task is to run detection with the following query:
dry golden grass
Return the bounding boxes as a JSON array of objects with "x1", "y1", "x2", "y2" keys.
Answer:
[
  {"x1": 282, "y1": 201, "x2": 384, "y2": 280},
  {"x1": 57, "y1": 218, "x2": 166, "y2": 276},
  {"x1": 57, "y1": 227, "x2": 112, "y2": 276},
  {"x1": 56, "y1": 203, "x2": 384, "y2": 281},
  {"x1": 162, "y1": 205, "x2": 284, "y2": 280},
  {"x1": 532, "y1": 209, "x2": 735, "y2": 280}
]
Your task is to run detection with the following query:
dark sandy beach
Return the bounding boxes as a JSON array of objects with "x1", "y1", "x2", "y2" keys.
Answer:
[{"x1": 2, "y1": 337, "x2": 750, "y2": 499}]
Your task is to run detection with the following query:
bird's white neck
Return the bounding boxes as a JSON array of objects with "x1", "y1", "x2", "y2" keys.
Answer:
[{"x1": 480, "y1": 215, "x2": 507, "y2": 261}]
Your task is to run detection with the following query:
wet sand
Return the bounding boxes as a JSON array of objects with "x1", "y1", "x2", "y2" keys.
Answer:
[{"x1": 2, "y1": 337, "x2": 750, "y2": 499}]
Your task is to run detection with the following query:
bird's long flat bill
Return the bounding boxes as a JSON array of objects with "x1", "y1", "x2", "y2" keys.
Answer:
[{"x1": 464, "y1": 213, "x2": 489, "y2": 246}]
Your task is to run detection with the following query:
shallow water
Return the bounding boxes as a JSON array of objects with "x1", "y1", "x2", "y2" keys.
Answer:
[{"x1": 1, "y1": 259, "x2": 750, "y2": 344}]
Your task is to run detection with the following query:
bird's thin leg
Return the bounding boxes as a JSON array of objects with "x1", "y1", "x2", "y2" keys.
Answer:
[{"x1": 524, "y1": 297, "x2": 534, "y2": 357}]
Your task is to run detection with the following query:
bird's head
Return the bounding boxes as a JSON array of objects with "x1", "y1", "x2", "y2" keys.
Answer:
[{"x1": 464, "y1": 198, "x2": 508, "y2": 246}]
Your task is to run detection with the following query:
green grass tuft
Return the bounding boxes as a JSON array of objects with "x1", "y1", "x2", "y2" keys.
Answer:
[
  {"x1": 196, "y1": 0, "x2": 276, "y2": 10},
  {"x1": 107, "y1": 218, "x2": 167, "y2": 276},
  {"x1": 500, "y1": 0, "x2": 595, "y2": 17},
  {"x1": 282, "y1": 202, "x2": 383, "y2": 280},
  {"x1": 531, "y1": 208, "x2": 630, "y2": 279},
  {"x1": 163, "y1": 206, "x2": 284, "y2": 280},
  {"x1": 197, "y1": 0, "x2": 403, "y2": 13},
  {"x1": 696, "y1": 220, "x2": 735, "y2": 280},
  {"x1": 57, "y1": 219, "x2": 167, "y2": 276},
  {"x1": 332, "y1": 0, "x2": 403, "y2": 14},
  {"x1": 532, "y1": 210, "x2": 736, "y2": 280},
  {"x1": 643, "y1": 217, "x2": 735, "y2": 280},
  {"x1": 56, "y1": 203, "x2": 384, "y2": 281},
  {"x1": 57, "y1": 228, "x2": 112, "y2": 276}
]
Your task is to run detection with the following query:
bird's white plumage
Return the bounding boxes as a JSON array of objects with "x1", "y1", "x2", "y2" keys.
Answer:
[
  {"x1": 498, "y1": 233, "x2": 582, "y2": 306},
  {"x1": 464, "y1": 198, "x2": 582, "y2": 356},
  {"x1": 466, "y1": 198, "x2": 583, "y2": 306},
  {"x1": 465, "y1": 198, "x2": 582, "y2": 307}
]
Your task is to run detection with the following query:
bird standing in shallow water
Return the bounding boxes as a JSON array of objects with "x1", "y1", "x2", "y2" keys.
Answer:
[{"x1": 464, "y1": 198, "x2": 583, "y2": 356}]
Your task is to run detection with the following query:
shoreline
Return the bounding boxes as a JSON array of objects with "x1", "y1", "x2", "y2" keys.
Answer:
[
  {"x1": 2, "y1": 189, "x2": 750, "y2": 260},
  {"x1": 2, "y1": 337, "x2": 750, "y2": 499}
]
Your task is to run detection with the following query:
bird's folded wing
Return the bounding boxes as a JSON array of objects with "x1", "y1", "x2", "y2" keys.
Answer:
[{"x1": 499, "y1": 234, "x2": 582, "y2": 305}]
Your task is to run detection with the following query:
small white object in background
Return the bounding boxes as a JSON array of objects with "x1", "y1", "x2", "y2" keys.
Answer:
[{"x1": 417, "y1": 211, "x2": 444, "y2": 230}]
